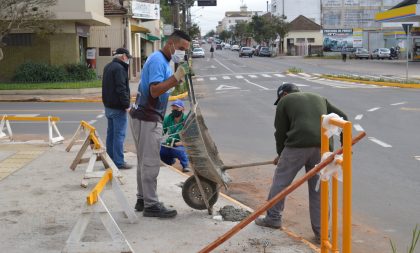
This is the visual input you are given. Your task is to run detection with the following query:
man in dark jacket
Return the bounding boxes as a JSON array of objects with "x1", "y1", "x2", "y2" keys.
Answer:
[
  {"x1": 255, "y1": 83, "x2": 347, "y2": 244},
  {"x1": 102, "y1": 47, "x2": 133, "y2": 170}
]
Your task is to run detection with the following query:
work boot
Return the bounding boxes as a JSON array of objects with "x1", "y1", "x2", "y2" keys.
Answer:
[
  {"x1": 143, "y1": 202, "x2": 177, "y2": 218},
  {"x1": 135, "y1": 199, "x2": 144, "y2": 212},
  {"x1": 182, "y1": 167, "x2": 191, "y2": 173},
  {"x1": 118, "y1": 163, "x2": 133, "y2": 170},
  {"x1": 255, "y1": 216, "x2": 282, "y2": 229}
]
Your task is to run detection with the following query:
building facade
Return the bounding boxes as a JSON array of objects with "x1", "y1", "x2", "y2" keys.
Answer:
[
  {"x1": 271, "y1": 0, "x2": 321, "y2": 24},
  {"x1": 219, "y1": 5, "x2": 263, "y2": 32}
]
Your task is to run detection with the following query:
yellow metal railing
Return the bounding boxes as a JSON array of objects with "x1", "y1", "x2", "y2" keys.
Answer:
[{"x1": 321, "y1": 116, "x2": 353, "y2": 253}]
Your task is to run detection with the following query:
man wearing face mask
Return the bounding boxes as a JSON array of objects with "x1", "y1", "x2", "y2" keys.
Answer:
[
  {"x1": 159, "y1": 99, "x2": 190, "y2": 173},
  {"x1": 130, "y1": 30, "x2": 191, "y2": 218},
  {"x1": 102, "y1": 48, "x2": 133, "y2": 170}
]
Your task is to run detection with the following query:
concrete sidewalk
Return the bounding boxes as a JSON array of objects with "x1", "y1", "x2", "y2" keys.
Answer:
[{"x1": 0, "y1": 142, "x2": 318, "y2": 253}]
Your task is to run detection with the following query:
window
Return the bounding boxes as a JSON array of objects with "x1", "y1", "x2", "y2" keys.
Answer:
[
  {"x1": 296, "y1": 38, "x2": 305, "y2": 43},
  {"x1": 2, "y1": 33, "x2": 32, "y2": 46},
  {"x1": 99, "y1": 48, "x2": 111, "y2": 56},
  {"x1": 307, "y1": 38, "x2": 315, "y2": 43}
]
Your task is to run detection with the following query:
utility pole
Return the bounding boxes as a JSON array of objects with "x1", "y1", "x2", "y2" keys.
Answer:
[
  {"x1": 266, "y1": 1, "x2": 268, "y2": 13},
  {"x1": 172, "y1": 0, "x2": 180, "y2": 30}
]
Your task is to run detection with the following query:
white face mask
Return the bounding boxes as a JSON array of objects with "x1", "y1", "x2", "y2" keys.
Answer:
[{"x1": 171, "y1": 44, "x2": 185, "y2": 63}]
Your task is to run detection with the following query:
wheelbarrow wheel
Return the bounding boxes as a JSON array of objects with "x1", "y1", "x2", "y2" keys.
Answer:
[{"x1": 182, "y1": 175, "x2": 219, "y2": 210}]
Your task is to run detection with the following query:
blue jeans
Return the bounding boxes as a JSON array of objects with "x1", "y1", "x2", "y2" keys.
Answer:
[
  {"x1": 160, "y1": 145, "x2": 189, "y2": 169},
  {"x1": 105, "y1": 107, "x2": 127, "y2": 168}
]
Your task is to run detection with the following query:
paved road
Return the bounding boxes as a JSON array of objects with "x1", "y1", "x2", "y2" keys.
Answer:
[{"x1": 1, "y1": 48, "x2": 419, "y2": 252}]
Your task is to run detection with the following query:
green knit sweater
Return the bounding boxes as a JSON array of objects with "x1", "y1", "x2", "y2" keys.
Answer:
[
  {"x1": 274, "y1": 92, "x2": 348, "y2": 155},
  {"x1": 163, "y1": 113, "x2": 187, "y2": 146}
]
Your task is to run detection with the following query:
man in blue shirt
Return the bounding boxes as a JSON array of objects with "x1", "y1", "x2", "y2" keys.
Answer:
[{"x1": 129, "y1": 30, "x2": 191, "y2": 218}]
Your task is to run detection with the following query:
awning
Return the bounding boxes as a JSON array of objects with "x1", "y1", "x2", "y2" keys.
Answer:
[
  {"x1": 131, "y1": 24, "x2": 150, "y2": 33},
  {"x1": 146, "y1": 34, "x2": 160, "y2": 41},
  {"x1": 375, "y1": 3, "x2": 420, "y2": 22}
]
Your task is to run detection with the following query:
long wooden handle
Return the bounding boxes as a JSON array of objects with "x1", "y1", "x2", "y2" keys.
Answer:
[
  {"x1": 221, "y1": 161, "x2": 273, "y2": 171},
  {"x1": 198, "y1": 131, "x2": 366, "y2": 253}
]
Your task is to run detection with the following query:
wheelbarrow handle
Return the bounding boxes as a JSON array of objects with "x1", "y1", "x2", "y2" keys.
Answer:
[{"x1": 221, "y1": 160, "x2": 273, "y2": 171}]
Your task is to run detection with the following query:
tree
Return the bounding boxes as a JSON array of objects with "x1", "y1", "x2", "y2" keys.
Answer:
[
  {"x1": 270, "y1": 16, "x2": 289, "y2": 54},
  {"x1": 160, "y1": 0, "x2": 172, "y2": 24},
  {"x1": 232, "y1": 22, "x2": 249, "y2": 45},
  {"x1": 188, "y1": 23, "x2": 200, "y2": 39},
  {"x1": 0, "y1": 0, "x2": 57, "y2": 61},
  {"x1": 218, "y1": 30, "x2": 232, "y2": 42},
  {"x1": 205, "y1": 30, "x2": 215, "y2": 38}
]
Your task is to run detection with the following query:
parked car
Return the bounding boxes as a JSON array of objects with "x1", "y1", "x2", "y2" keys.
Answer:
[
  {"x1": 192, "y1": 47, "x2": 205, "y2": 58},
  {"x1": 224, "y1": 43, "x2": 231, "y2": 49},
  {"x1": 371, "y1": 48, "x2": 391, "y2": 59},
  {"x1": 258, "y1": 47, "x2": 271, "y2": 57},
  {"x1": 239, "y1": 47, "x2": 253, "y2": 57},
  {"x1": 349, "y1": 48, "x2": 370, "y2": 59},
  {"x1": 231, "y1": 45, "x2": 240, "y2": 51},
  {"x1": 254, "y1": 45, "x2": 262, "y2": 56},
  {"x1": 192, "y1": 43, "x2": 200, "y2": 49},
  {"x1": 216, "y1": 44, "x2": 222, "y2": 50}
]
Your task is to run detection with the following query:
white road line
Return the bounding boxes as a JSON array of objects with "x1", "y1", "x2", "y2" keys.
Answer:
[
  {"x1": 216, "y1": 85, "x2": 240, "y2": 91},
  {"x1": 244, "y1": 79, "x2": 269, "y2": 90},
  {"x1": 209, "y1": 77, "x2": 217, "y2": 81},
  {"x1": 312, "y1": 73, "x2": 321, "y2": 76},
  {"x1": 391, "y1": 102, "x2": 407, "y2": 106},
  {"x1": 222, "y1": 76, "x2": 231, "y2": 80},
  {"x1": 274, "y1": 74, "x2": 285, "y2": 78},
  {"x1": 294, "y1": 83, "x2": 309, "y2": 87},
  {"x1": 353, "y1": 124, "x2": 364, "y2": 132},
  {"x1": 368, "y1": 107, "x2": 381, "y2": 112},
  {"x1": 368, "y1": 137, "x2": 392, "y2": 148},
  {"x1": 88, "y1": 120, "x2": 97, "y2": 125},
  {"x1": 96, "y1": 114, "x2": 104, "y2": 119},
  {"x1": 196, "y1": 78, "x2": 204, "y2": 82},
  {"x1": 12, "y1": 114, "x2": 40, "y2": 117},
  {"x1": 355, "y1": 114, "x2": 363, "y2": 120},
  {"x1": 287, "y1": 73, "x2": 298, "y2": 77},
  {"x1": 235, "y1": 75, "x2": 244, "y2": 79},
  {"x1": 299, "y1": 73, "x2": 311, "y2": 77},
  {"x1": 414, "y1": 156, "x2": 420, "y2": 161},
  {"x1": 214, "y1": 58, "x2": 235, "y2": 73},
  {"x1": 261, "y1": 74, "x2": 272, "y2": 78},
  {"x1": 248, "y1": 74, "x2": 258, "y2": 78}
]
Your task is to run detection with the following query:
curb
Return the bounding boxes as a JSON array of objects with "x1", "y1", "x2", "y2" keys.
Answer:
[{"x1": 322, "y1": 76, "x2": 420, "y2": 88}]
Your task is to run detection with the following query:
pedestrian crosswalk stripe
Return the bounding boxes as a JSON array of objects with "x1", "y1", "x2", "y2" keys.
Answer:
[
  {"x1": 287, "y1": 73, "x2": 298, "y2": 77},
  {"x1": 312, "y1": 73, "x2": 321, "y2": 76},
  {"x1": 196, "y1": 78, "x2": 204, "y2": 81},
  {"x1": 248, "y1": 75, "x2": 258, "y2": 78},
  {"x1": 209, "y1": 77, "x2": 217, "y2": 81},
  {"x1": 299, "y1": 73, "x2": 311, "y2": 78},
  {"x1": 261, "y1": 74, "x2": 272, "y2": 78},
  {"x1": 223, "y1": 76, "x2": 231, "y2": 80},
  {"x1": 274, "y1": 74, "x2": 285, "y2": 78},
  {"x1": 236, "y1": 75, "x2": 244, "y2": 79}
]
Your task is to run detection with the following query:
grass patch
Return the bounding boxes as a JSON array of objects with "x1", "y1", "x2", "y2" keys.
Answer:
[
  {"x1": 322, "y1": 74, "x2": 420, "y2": 85},
  {"x1": 390, "y1": 225, "x2": 419, "y2": 253},
  {"x1": 0, "y1": 80, "x2": 102, "y2": 90},
  {"x1": 305, "y1": 55, "x2": 342, "y2": 60},
  {"x1": 288, "y1": 67, "x2": 303, "y2": 74}
]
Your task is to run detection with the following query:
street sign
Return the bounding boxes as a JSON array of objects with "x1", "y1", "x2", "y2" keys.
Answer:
[
  {"x1": 402, "y1": 23, "x2": 413, "y2": 35},
  {"x1": 197, "y1": 0, "x2": 217, "y2": 6}
]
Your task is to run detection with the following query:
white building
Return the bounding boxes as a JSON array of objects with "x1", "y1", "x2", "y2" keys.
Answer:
[
  {"x1": 219, "y1": 5, "x2": 263, "y2": 32},
  {"x1": 271, "y1": 0, "x2": 321, "y2": 25}
]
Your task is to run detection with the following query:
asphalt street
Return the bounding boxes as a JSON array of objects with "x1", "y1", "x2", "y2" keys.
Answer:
[{"x1": 1, "y1": 47, "x2": 419, "y2": 252}]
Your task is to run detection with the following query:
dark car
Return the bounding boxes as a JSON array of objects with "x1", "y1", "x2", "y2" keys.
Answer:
[
  {"x1": 239, "y1": 47, "x2": 253, "y2": 57},
  {"x1": 259, "y1": 47, "x2": 271, "y2": 57},
  {"x1": 216, "y1": 44, "x2": 222, "y2": 50}
]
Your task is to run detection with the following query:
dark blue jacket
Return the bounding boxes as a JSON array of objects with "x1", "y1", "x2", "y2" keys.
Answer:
[{"x1": 102, "y1": 58, "x2": 130, "y2": 110}]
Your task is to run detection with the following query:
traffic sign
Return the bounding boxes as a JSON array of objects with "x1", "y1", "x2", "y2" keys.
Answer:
[
  {"x1": 402, "y1": 23, "x2": 413, "y2": 35},
  {"x1": 197, "y1": 0, "x2": 217, "y2": 6}
]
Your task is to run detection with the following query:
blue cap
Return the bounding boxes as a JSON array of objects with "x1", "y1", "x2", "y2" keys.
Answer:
[{"x1": 171, "y1": 99, "x2": 185, "y2": 108}]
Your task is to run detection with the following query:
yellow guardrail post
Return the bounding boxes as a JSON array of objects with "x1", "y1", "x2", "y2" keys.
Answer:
[
  {"x1": 86, "y1": 169, "x2": 113, "y2": 205},
  {"x1": 320, "y1": 116, "x2": 352, "y2": 253}
]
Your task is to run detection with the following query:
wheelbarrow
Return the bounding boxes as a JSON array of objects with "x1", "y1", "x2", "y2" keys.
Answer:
[{"x1": 180, "y1": 73, "x2": 272, "y2": 215}]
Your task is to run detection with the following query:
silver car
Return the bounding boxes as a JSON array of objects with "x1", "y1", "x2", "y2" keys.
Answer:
[
  {"x1": 350, "y1": 48, "x2": 370, "y2": 59},
  {"x1": 371, "y1": 48, "x2": 391, "y2": 59}
]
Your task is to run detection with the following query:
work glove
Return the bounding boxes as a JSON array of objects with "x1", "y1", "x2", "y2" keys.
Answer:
[{"x1": 174, "y1": 64, "x2": 187, "y2": 83}]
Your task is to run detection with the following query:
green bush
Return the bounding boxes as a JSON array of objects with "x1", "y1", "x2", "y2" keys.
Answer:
[{"x1": 13, "y1": 62, "x2": 97, "y2": 83}]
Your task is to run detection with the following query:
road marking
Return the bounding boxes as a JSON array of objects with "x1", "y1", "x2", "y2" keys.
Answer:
[
  {"x1": 210, "y1": 65, "x2": 216, "y2": 69},
  {"x1": 355, "y1": 114, "x2": 363, "y2": 120},
  {"x1": 368, "y1": 137, "x2": 392, "y2": 148},
  {"x1": 216, "y1": 85, "x2": 240, "y2": 91},
  {"x1": 235, "y1": 75, "x2": 244, "y2": 79},
  {"x1": 274, "y1": 74, "x2": 285, "y2": 78},
  {"x1": 206, "y1": 58, "x2": 210, "y2": 62},
  {"x1": 287, "y1": 73, "x2": 298, "y2": 77},
  {"x1": 248, "y1": 74, "x2": 258, "y2": 78},
  {"x1": 391, "y1": 102, "x2": 407, "y2": 106},
  {"x1": 214, "y1": 58, "x2": 235, "y2": 73},
  {"x1": 244, "y1": 79, "x2": 269, "y2": 90},
  {"x1": 261, "y1": 74, "x2": 272, "y2": 78},
  {"x1": 196, "y1": 78, "x2": 204, "y2": 82},
  {"x1": 294, "y1": 83, "x2": 309, "y2": 87},
  {"x1": 222, "y1": 76, "x2": 231, "y2": 80},
  {"x1": 353, "y1": 124, "x2": 364, "y2": 132},
  {"x1": 298, "y1": 73, "x2": 311, "y2": 78},
  {"x1": 368, "y1": 107, "x2": 381, "y2": 112},
  {"x1": 400, "y1": 107, "x2": 420, "y2": 111},
  {"x1": 209, "y1": 77, "x2": 217, "y2": 81},
  {"x1": 96, "y1": 114, "x2": 104, "y2": 119},
  {"x1": 414, "y1": 156, "x2": 420, "y2": 161},
  {"x1": 312, "y1": 73, "x2": 321, "y2": 76},
  {"x1": 12, "y1": 114, "x2": 40, "y2": 117},
  {"x1": 88, "y1": 120, "x2": 97, "y2": 125}
]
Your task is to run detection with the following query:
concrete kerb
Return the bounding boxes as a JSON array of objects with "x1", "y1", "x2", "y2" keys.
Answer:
[{"x1": 321, "y1": 75, "x2": 420, "y2": 88}]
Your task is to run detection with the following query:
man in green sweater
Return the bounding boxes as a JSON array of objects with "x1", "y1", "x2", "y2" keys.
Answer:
[{"x1": 255, "y1": 83, "x2": 347, "y2": 243}]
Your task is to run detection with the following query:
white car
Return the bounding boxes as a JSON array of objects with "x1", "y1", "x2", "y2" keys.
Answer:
[
  {"x1": 192, "y1": 43, "x2": 200, "y2": 48},
  {"x1": 192, "y1": 47, "x2": 205, "y2": 58},
  {"x1": 224, "y1": 44, "x2": 231, "y2": 49},
  {"x1": 231, "y1": 45, "x2": 240, "y2": 51}
]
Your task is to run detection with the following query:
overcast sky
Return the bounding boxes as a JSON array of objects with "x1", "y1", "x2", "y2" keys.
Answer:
[{"x1": 190, "y1": 0, "x2": 269, "y2": 35}]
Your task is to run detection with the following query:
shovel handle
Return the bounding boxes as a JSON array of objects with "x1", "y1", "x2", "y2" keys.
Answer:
[{"x1": 221, "y1": 161, "x2": 273, "y2": 171}]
